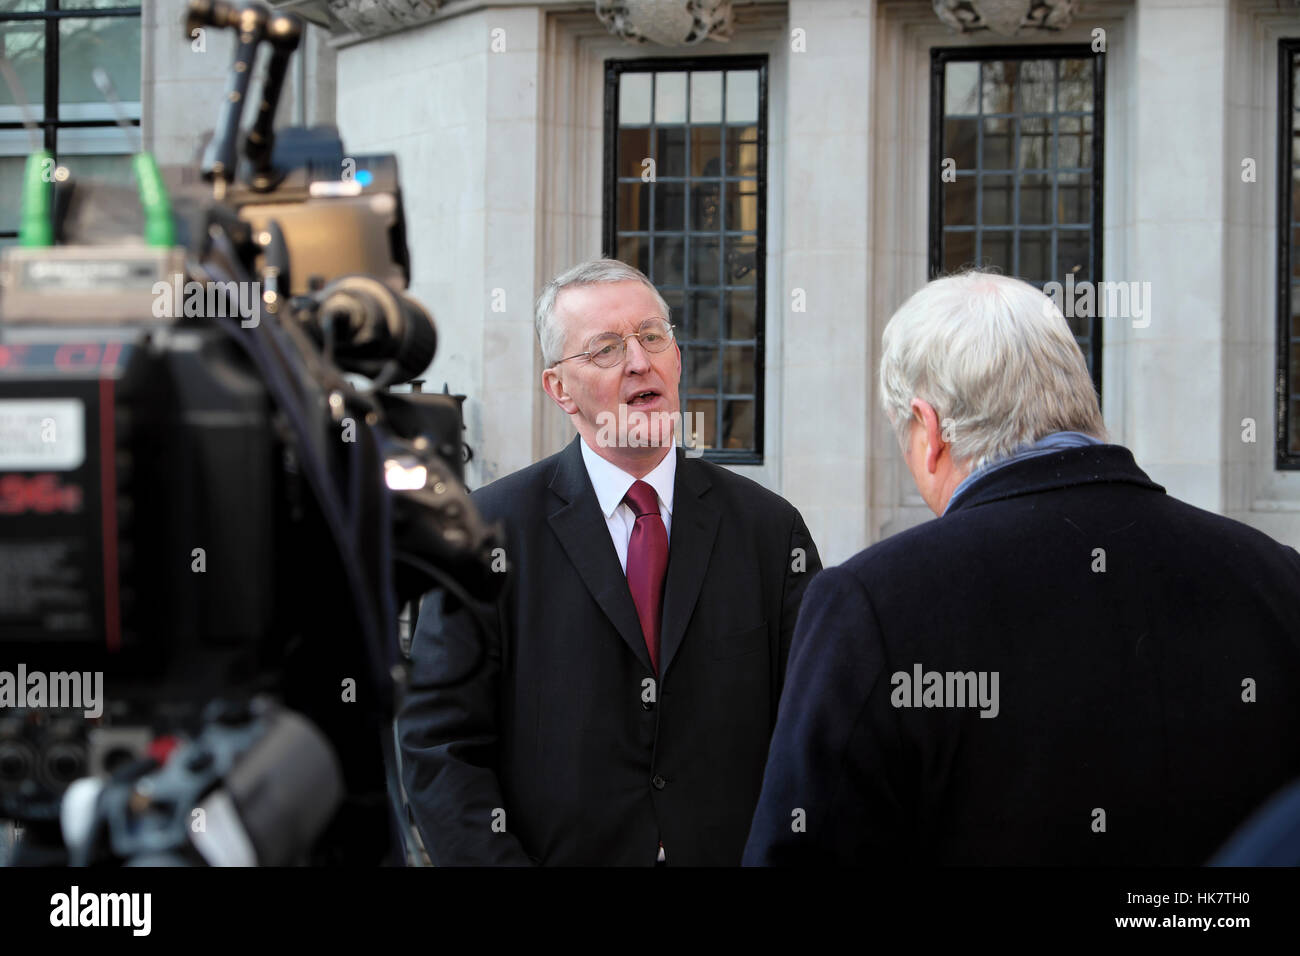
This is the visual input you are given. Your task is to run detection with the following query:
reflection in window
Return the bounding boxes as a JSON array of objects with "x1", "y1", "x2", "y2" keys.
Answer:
[
  {"x1": 0, "y1": 2, "x2": 142, "y2": 240},
  {"x1": 1277, "y1": 40, "x2": 1300, "y2": 467},
  {"x1": 933, "y1": 50, "x2": 1103, "y2": 386},
  {"x1": 606, "y1": 59, "x2": 766, "y2": 463}
]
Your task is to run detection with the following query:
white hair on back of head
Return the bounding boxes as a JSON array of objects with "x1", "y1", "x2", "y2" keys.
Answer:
[
  {"x1": 535, "y1": 258, "x2": 670, "y2": 367},
  {"x1": 879, "y1": 270, "x2": 1107, "y2": 471}
]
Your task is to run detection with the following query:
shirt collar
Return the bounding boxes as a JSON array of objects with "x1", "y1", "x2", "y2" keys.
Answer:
[
  {"x1": 579, "y1": 437, "x2": 677, "y2": 519},
  {"x1": 943, "y1": 431, "x2": 1103, "y2": 515}
]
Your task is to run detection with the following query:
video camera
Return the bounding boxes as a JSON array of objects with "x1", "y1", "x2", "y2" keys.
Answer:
[{"x1": 0, "y1": 0, "x2": 502, "y2": 865}]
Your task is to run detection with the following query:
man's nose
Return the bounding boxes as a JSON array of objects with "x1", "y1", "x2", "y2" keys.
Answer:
[{"x1": 623, "y1": 335, "x2": 652, "y2": 372}]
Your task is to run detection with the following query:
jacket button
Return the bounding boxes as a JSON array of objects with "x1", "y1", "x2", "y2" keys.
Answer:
[{"x1": 652, "y1": 774, "x2": 666, "y2": 790}]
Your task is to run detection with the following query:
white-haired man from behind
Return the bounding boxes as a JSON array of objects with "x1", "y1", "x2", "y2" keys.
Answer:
[{"x1": 744, "y1": 270, "x2": 1300, "y2": 866}]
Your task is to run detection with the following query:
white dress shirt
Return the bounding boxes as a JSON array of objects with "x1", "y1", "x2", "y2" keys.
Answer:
[{"x1": 579, "y1": 437, "x2": 675, "y2": 573}]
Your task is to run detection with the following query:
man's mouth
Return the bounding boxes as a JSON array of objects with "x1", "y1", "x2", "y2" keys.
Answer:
[{"x1": 626, "y1": 390, "x2": 660, "y2": 407}]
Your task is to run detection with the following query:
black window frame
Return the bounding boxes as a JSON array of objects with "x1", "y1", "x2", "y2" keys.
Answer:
[
  {"x1": 1276, "y1": 38, "x2": 1300, "y2": 469},
  {"x1": 0, "y1": 0, "x2": 143, "y2": 243},
  {"x1": 602, "y1": 54, "x2": 769, "y2": 466},
  {"x1": 929, "y1": 44, "x2": 1106, "y2": 399}
]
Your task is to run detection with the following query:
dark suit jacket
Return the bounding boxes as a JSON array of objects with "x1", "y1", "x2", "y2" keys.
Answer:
[
  {"x1": 744, "y1": 444, "x2": 1300, "y2": 865},
  {"x1": 399, "y1": 435, "x2": 821, "y2": 865}
]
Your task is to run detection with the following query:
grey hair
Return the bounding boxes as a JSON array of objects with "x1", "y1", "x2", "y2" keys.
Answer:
[
  {"x1": 879, "y1": 270, "x2": 1107, "y2": 471},
  {"x1": 534, "y1": 258, "x2": 671, "y2": 367}
]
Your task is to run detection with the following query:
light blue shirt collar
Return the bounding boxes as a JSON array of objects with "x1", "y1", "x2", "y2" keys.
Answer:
[{"x1": 943, "y1": 431, "x2": 1102, "y2": 515}]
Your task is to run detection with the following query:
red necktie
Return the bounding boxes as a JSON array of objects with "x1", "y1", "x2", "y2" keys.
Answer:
[{"x1": 624, "y1": 479, "x2": 668, "y2": 673}]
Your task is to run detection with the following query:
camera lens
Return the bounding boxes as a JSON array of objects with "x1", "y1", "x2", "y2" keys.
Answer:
[
  {"x1": 0, "y1": 741, "x2": 35, "y2": 787},
  {"x1": 39, "y1": 741, "x2": 87, "y2": 790}
]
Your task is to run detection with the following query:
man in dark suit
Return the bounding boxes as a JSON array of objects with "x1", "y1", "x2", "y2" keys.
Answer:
[
  {"x1": 399, "y1": 258, "x2": 820, "y2": 865},
  {"x1": 744, "y1": 271, "x2": 1300, "y2": 866}
]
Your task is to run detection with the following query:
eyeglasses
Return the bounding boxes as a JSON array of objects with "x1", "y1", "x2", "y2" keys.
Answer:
[{"x1": 552, "y1": 318, "x2": 675, "y2": 369}]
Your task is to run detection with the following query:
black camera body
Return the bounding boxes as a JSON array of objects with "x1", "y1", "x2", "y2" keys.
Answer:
[{"x1": 0, "y1": 1, "x2": 501, "y2": 864}]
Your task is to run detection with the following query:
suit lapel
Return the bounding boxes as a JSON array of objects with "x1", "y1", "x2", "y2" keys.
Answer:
[
  {"x1": 546, "y1": 436, "x2": 654, "y2": 673},
  {"x1": 658, "y1": 449, "x2": 720, "y2": 678}
]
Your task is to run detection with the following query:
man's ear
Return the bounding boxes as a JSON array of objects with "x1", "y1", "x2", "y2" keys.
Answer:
[
  {"x1": 543, "y1": 366, "x2": 578, "y2": 415},
  {"x1": 909, "y1": 398, "x2": 945, "y2": 475}
]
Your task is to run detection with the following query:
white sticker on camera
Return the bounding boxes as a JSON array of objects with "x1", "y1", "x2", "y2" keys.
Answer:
[{"x1": 0, "y1": 399, "x2": 85, "y2": 470}]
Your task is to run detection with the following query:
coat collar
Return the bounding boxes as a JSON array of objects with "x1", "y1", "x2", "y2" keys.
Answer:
[
  {"x1": 545, "y1": 436, "x2": 719, "y2": 679},
  {"x1": 944, "y1": 444, "x2": 1165, "y2": 515}
]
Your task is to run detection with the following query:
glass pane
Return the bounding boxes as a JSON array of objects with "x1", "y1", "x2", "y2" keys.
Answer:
[
  {"x1": 658, "y1": 127, "x2": 686, "y2": 177},
  {"x1": 618, "y1": 127, "x2": 650, "y2": 179},
  {"x1": 617, "y1": 235, "x2": 649, "y2": 275},
  {"x1": 724, "y1": 345, "x2": 755, "y2": 394},
  {"x1": 1058, "y1": 115, "x2": 1092, "y2": 169},
  {"x1": 686, "y1": 345, "x2": 719, "y2": 391},
  {"x1": 690, "y1": 181, "x2": 721, "y2": 230},
  {"x1": 725, "y1": 291, "x2": 755, "y2": 339},
  {"x1": 982, "y1": 230, "x2": 1011, "y2": 271},
  {"x1": 654, "y1": 235, "x2": 684, "y2": 285},
  {"x1": 1018, "y1": 232, "x2": 1049, "y2": 281},
  {"x1": 690, "y1": 235, "x2": 719, "y2": 284},
  {"x1": 619, "y1": 73, "x2": 652, "y2": 124},
  {"x1": 691, "y1": 126, "x2": 722, "y2": 176},
  {"x1": 1056, "y1": 233, "x2": 1089, "y2": 280},
  {"x1": 945, "y1": 117, "x2": 977, "y2": 170},
  {"x1": 725, "y1": 180, "x2": 758, "y2": 232},
  {"x1": 1020, "y1": 116, "x2": 1049, "y2": 169},
  {"x1": 0, "y1": 154, "x2": 26, "y2": 233},
  {"x1": 618, "y1": 181, "x2": 649, "y2": 231},
  {"x1": 722, "y1": 399, "x2": 755, "y2": 449},
  {"x1": 0, "y1": 1, "x2": 46, "y2": 12},
  {"x1": 1057, "y1": 172, "x2": 1090, "y2": 225},
  {"x1": 1058, "y1": 59, "x2": 1093, "y2": 113},
  {"x1": 0, "y1": 19, "x2": 45, "y2": 111},
  {"x1": 1067, "y1": 312, "x2": 1091, "y2": 341},
  {"x1": 981, "y1": 61, "x2": 1014, "y2": 114},
  {"x1": 661, "y1": 289, "x2": 683, "y2": 324},
  {"x1": 1019, "y1": 60, "x2": 1054, "y2": 113},
  {"x1": 982, "y1": 174, "x2": 1012, "y2": 225},
  {"x1": 725, "y1": 70, "x2": 758, "y2": 124},
  {"x1": 690, "y1": 71, "x2": 722, "y2": 123},
  {"x1": 654, "y1": 72, "x2": 687, "y2": 124},
  {"x1": 982, "y1": 117, "x2": 1011, "y2": 169},
  {"x1": 685, "y1": 398, "x2": 717, "y2": 450},
  {"x1": 1292, "y1": 170, "x2": 1300, "y2": 226},
  {"x1": 1020, "y1": 172, "x2": 1051, "y2": 225},
  {"x1": 58, "y1": 151, "x2": 133, "y2": 188},
  {"x1": 945, "y1": 173, "x2": 976, "y2": 226},
  {"x1": 60, "y1": 17, "x2": 142, "y2": 109},
  {"x1": 945, "y1": 61, "x2": 979, "y2": 114},
  {"x1": 725, "y1": 125, "x2": 758, "y2": 176},
  {"x1": 724, "y1": 236, "x2": 758, "y2": 285},
  {"x1": 943, "y1": 229, "x2": 975, "y2": 271},
  {"x1": 654, "y1": 181, "x2": 685, "y2": 231},
  {"x1": 685, "y1": 291, "x2": 719, "y2": 341}
]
